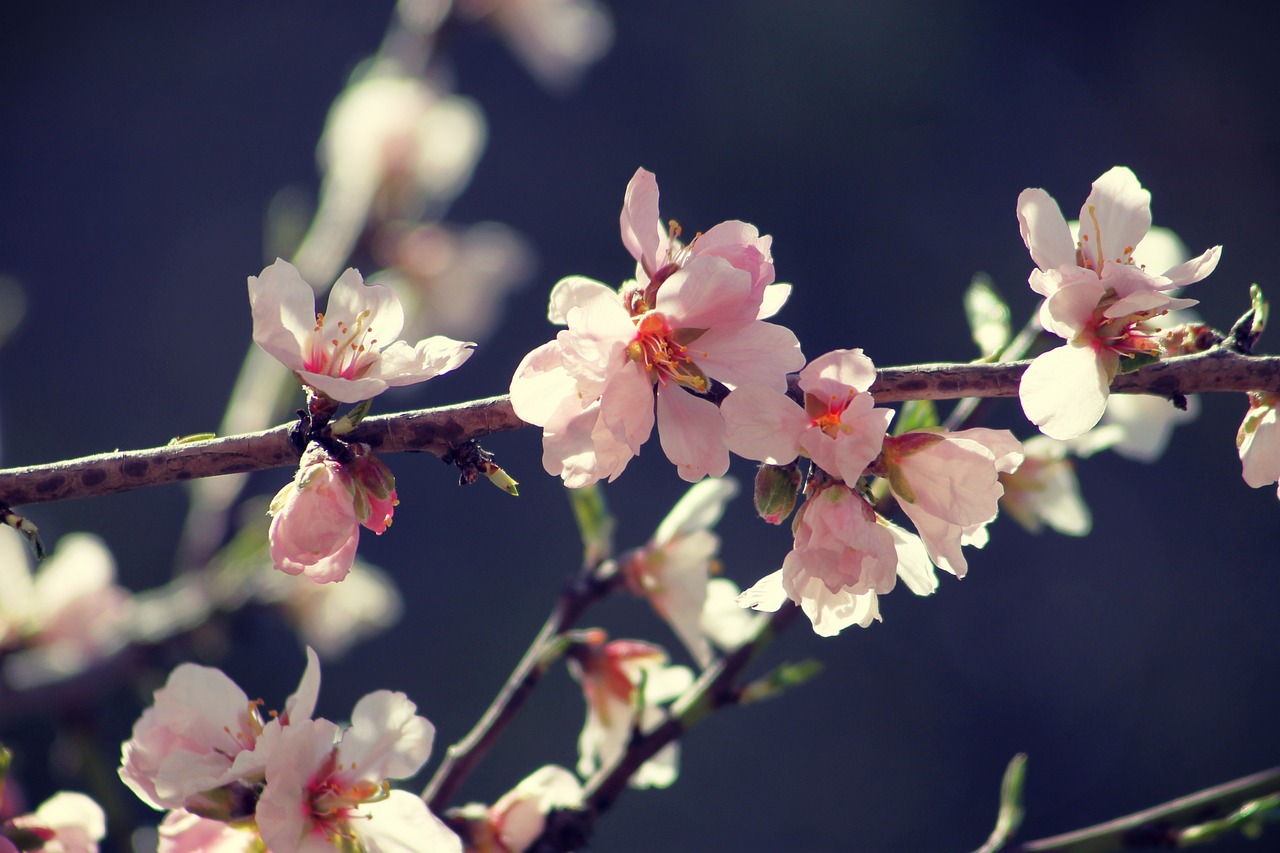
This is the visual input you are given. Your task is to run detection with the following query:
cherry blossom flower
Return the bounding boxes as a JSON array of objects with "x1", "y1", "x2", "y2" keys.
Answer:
[
  {"x1": 699, "y1": 577, "x2": 764, "y2": 653},
  {"x1": 0, "y1": 529, "x2": 132, "y2": 690},
  {"x1": 249, "y1": 258, "x2": 474, "y2": 404},
  {"x1": 297, "y1": 72, "x2": 486, "y2": 279},
  {"x1": 456, "y1": 765, "x2": 584, "y2": 853},
  {"x1": 255, "y1": 692, "x2": 458, "y2": 853},
  {"x1": 568, "y1": 633, "x2": 693, "y2": 788},
  {"x1": 623, "y1": 478, "x2": 739, "y2": 667},
  {"x1": 511, "y1": 170, "x2": 803, "y2": 484},
  {"x1": 2, "y1": 792, "x2": 105, "y2": 853},
  {"x1": 722, "y1": 348, "x2": 892, "y2": 483},
  {"x1": 118, "y1": 648, "x2": 320, "y2": 817},
  {"x1": 999, "y1": 435, "x2": 1091, "y2": 537},
  {"x1": 737, "y1": 483, "x2": 934, "y2": 637},
  {"x1": 1237, "y1": 392, "x2": 1280, "y2": 497},
  {"x1": 267, "y1": 442, "x2": 399, "y2": 584},
  {"x1": 1016, "y1": 167, "x2": 1220, "y2": 439},
  {"x1": 877, "y1": 428, "x2": 1023, "y2": 577}
]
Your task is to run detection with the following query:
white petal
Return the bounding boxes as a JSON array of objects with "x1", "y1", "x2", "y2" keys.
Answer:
[
  {"x1": 653, "y1": 478, "x2": 740, "y2": 544},
  {"x1": 1081, "y1": 166, "x2": 1151, "y2": 267},
  {"x1": 1017, "y1": 188, "x2": 1076, "y2": 271},
  {"x1": 547, "y1": 275, "x2": 618, "y2": 325},
  {"x1": 1019, "y1": 343, "x2": 1111, "y2": 440}
]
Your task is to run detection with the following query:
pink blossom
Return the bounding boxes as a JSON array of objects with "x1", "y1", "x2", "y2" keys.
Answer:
[
  {"x1": 249, "y1": 258, "x2": 474, "y2": 404},
  {"x1": 478, "y1": 765, "x2": 584, "y2": 853},
  {"x1": 624, "y1": 478, "x2": 739, "y2": 667},
  {"x1": 878, "y1": 428, "x2": 1023, "y2": 577},
  {"x1": 268, "y1": 443, "x2": 399, "y2": 584},
  {"x1": 118, "y1": 648, "x2": 320, "y2": 816},
  {"x1": 1000, "y1": 436, "x2": 1092, "y2": 536},
  {"x1": 1238, "y1": 392, "x2": 1280, "y2": 497},
  {"x1": 512, "y1": 171, "x2": 803, "y2": 484},
  {"x1": 1016, "y1": 167, "x2": 1220, "y2": 439},
  {"x1": 722, "y1": 348, "x2": 892, "y2": 483},
  {"x1": 157, "y1": 811, "x2": 259, "y2": 853},
  {"x1": 4, "y1": 792, "x2": 105, "y2": 853},
  {"x1": 255, "y1": 692, "x2": 457, "y2": 853},
  {"x1": 737, "y1": 484, "x2": 934, "y2": 637},
  {"x1": 569, "y1": 633, "x2": 693, "y2": 788}
]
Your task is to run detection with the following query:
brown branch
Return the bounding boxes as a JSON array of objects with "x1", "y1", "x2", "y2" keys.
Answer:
[{"x1": 4, "y1": 351, "x2": 1280, "y2": 508}]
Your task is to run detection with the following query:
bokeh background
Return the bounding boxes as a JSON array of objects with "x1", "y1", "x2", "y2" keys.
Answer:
[{"x1": 3, "y1": 2, "x2": 1280, "y2": 851}]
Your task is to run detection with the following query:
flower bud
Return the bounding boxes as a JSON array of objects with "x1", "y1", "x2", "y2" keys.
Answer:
[{"x1": 753, "y1": 463, "x2": 801, "y2": 525}]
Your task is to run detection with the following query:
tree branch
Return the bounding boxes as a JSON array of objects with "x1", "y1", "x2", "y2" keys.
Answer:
[{"x1": 4, "y1": 350, "x2": 1279, "y2": 508}]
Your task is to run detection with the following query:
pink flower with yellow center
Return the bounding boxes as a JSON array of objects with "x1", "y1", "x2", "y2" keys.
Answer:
[
  {"x1": 1016, "y1": 167, "x2": 1220, "y2": 439},
  {"x1": 249, "y1": 258, "x2": 474, "y2": 404}
]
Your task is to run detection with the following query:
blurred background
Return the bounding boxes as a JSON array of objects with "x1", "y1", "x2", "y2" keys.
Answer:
[{"x1": 2, "y1": 1, "x2": 1279, "y2": 850}]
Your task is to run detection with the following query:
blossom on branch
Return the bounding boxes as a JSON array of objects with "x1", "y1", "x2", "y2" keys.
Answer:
[
  {"x1": 568, "y1": 632, "x2": 693, "y2": 788},
  {"x1": 737, "y1": 482, "x2": 935, "y2": 636},
  {"x1": 511, "y1": 169, "x2": 803, "y2": 485},
  {"x1": 1016, "y1": 167, "x2": 1220, "y2": 439},
  {"x1": 999, "y1": 436, "x2": 1092, "y2": 536},
  {"x1": 1237, "y1": 392, "x2": 1280, "y2": 497},
  {"x1": 267, "y1": 442, "x2": 399, "y2": 584},
  {"x1": 249, "y1": 258, "x2": 474, "y2": 404},
  {"x1": 455, "y1": 765, "x2": 584, "y2": 853}
]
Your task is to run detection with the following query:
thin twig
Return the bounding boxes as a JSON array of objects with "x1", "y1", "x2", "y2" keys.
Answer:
[{"x1": 1004, "y1": 765, "x2": 1280, "y2": 852}]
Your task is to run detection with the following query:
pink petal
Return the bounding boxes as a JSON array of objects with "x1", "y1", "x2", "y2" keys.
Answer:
[
  {"x1": 601, "y1": 362, "x2": 656, "y2": 452},
  {"x1": 656, "y1": 385, "x2": 729, "y2": 482},
  {"x1": 1019, "y1": 342, "x2": 1111, "y2": 440},
  {"x1": 655, "y1": 255, "x2": 755, "y2": 328},
  {"x1": 248, "y1": 259, "x2": 318, "y2": 372},
  {"x1": 547, "y1": 275, "x2": 618, "y2": 324},
  {"x1": 692, "y1": 320, "x2": 805, "y2": 391},
  {"x1": 1017, "y1": 188, "x2": 1076, "y2": 271},
  {"x1": 510, "y1": 341, "x2": 577, "y2": 426},
  {"x1": 620, "y1": 167, "x2": 663, "y2": 274},
  {"x1": 1162, "y1": 245, "x2": 1222, "y2": 288},
  {"x1": 1040, "y1": 279, "x2": 1107, "y2": 340},
  {"x1": 721, "y1": 385, "x2": 808, "y2": 465},
  {"x1": 798, "y1": 348, "x2": 878, "y2": 396},
  {"x1": 1079, "y1": 167, "x2": 1151, "y2": 269},
  {"x1": 326, "y1": 267, "x2": 406, "y2": 346}
]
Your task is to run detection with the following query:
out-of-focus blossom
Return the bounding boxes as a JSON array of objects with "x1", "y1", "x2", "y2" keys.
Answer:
[
  {"x1": 0, "y1": 529, "x2": 131, "y2": 690},
  {"x1": 1070, "y1": 392, "x2": 1199, "y2": 463},
  {"x1": 999, "y1": 436, "x2": 1091, "y2": 536},
  {"x1": 374, "y1": 221, "x2": 535, "y2": 343},
  {"x1": 1238, "y1": 392, "x2": 1280, "y2": 497},
  {"x1": 456, "y1": 0, "x2": 613, "y2": 92},
  {"x1": 156, "y1": 810, "x2": 259, "y2": 853},
  {"x1": 623, "y1": 478, "x2": 738, "y2": 667},
  {"x1": 1016, "y1": 167, "x2": 1220, "y2": 439},
  {"x1": 297, "y1": 72, "x2": 486, "y2": 280},
  {"x1": 249, "y1": 258, "x2": 474, "y2": 404},
  {"x1": 255, "y1": 693, "x2": 458, "y2": 853},
  {"x1": 722, "y1": 349, "x2": 892, "y2": 484},
  {"x1": 2, "y1": 792, "x2": 105, "y2": 853},
  {"x1": 878, "y1": 428, "x2": 1023, "y2": 577},
  {"x1": 457, "y1": 765, "x2": 584, "y2": 853},
  {"x1": 568, "y1": 633, "x2": 693, "y2": 788},
  {"x1": 699, "y1": 577, "x2": 763, "y2": 653},
  {"x1": 252, "y1": 558, "x2": 404, "y2": 659},
  {"x1": 118, "y1": 648, "x2": 320, "y2": 817},
  {"x1": 511, "y1": 169, "x2": 803, "y2": 485},
  {"x1": 267, "y1": 442, "x2": 399, "y2": 584},
  {"x1": 737, "y1": 483, "x2": 934, "y2": 637}
]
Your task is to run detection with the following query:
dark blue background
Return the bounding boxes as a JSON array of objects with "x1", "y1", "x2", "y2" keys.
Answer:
[{"x1": 3, "y1": 2, "x2": 1279, "y2": 850}]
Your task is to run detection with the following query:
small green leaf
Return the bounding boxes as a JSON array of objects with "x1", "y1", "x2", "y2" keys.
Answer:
[
  {"x1": 168, "y1": 432, "x2": 217, "y2": 445},
  {"x1": 965, "y1": 274, "x2": 1012, "y2": 358},
  {"x1": 972, "y1": 753, "x2": 1028, "y2": 853},
  {"x1": 1118, "y1": 351, "x2": 1160, "y2": 374},
  {"x1": 331, "y1": 399, "x2": 374, "y2": 436},
  {"x1": 567, "y1": 484, "x2": 615, "y2": 567},
  {"x1": 739, "y1": 659, "x2": 824, "y2": 705},
  {"x1": 892, "y1": 399, "x2": 939, "y2": 436}
]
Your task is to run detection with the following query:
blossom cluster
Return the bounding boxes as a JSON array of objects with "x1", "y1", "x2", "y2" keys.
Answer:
[{"x1": 118, "y1": 649, "x2": 460, "y2": 852}]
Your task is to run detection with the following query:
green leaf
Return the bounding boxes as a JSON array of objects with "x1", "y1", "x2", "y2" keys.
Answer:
[
  {"x1": 1118, "y1": 351, "x2": 1160, "y2": 374},
  {"x1": 965, "y1": 274, "x2": 1012, "y2": 358},
  {"x1": 892, "y1": 399, "x2": 939, "y2": 436},
  {"x1": 1250, "y1": 283, "x2": 1269, "y2": 339},
  {"x1": 331, "y1": 399, "x2": 374, "y2": 436},
  {"x1": 566, "y1": 484, "x2": 615, "y2": 567},
  {"x1": 972, "y1": 753, "x2": 1028, "y2": 853}
]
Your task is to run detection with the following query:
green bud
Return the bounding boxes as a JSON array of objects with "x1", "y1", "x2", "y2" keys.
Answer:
[{"x1": 754, "y1": 463, "x2": 802, "y2": 525}]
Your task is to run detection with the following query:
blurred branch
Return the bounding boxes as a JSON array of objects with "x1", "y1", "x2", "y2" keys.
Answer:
[
  {"x1": 1004, "y1": 765, "x2": 1280, "y2": 852},
  {"x1": 5, "y1": 349, "x2": 1280, "y2": 507}
]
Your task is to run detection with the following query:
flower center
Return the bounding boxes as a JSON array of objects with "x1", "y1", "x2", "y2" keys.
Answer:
[
  {"x1": 626, "y1": 313, "x2": 709, "y2": 392},
  {"x1": 805, "y1": 390, "x2": 856, "y2": 438},
  {"x1": 1088, "y1": 291, "x2": 1165, "y2": 358},
  {"x1": 307, "y1": 762, "x2": 390, "y2": 844},
  {"x1": 305, "y1": 310, "x2": 380, "y2": 379}
]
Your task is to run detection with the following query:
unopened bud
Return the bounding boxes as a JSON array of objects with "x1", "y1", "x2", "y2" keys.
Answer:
[
  {"x1": 349, "y1": 447, "x2": 396, "y2": 500},
  {"x1": 754, "y1": 463, "x2": 802, "y2": 525}
]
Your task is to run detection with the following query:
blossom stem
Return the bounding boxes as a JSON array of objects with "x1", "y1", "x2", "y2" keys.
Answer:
[
  {"x1": 5, "y1": 351, "x2": 1280, "y2": 508},
  {"x1": 422, "y1": 568, "x2": 619, "y2": 811},
  {"x1": 999, "y1": 765, "x2": 1280, "y2": 852}
]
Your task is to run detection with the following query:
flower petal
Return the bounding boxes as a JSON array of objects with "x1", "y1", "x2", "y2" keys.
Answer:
[
  {"x1": 1017, "y1": 188, "x2": 1076, "y2": 271},
  {"x1": 1019, "y1": 342, "x2": 1111, "y2": 440},
  {"x1": 656, "y1": 385, "x2": 729, "y2": 482}
]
